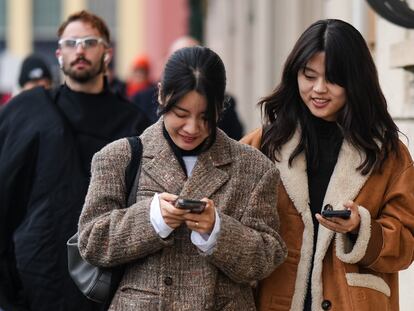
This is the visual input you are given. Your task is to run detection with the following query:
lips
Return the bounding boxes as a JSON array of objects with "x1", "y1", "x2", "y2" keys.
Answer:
[
  {"x1": 181, "y1": 135, "x2": 197, "y2": 143},
  {"x1": 311, "y1": 97, "x2": 330, "y2": 108}
]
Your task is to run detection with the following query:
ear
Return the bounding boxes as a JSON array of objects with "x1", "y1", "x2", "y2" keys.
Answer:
[
  {"x1": 56, "y1": 50, "x2": 63, "y2": 68},
  {"x1": 157, "y1": 82, "x2": 162, "y2": 104},
  {"x1": 103, "y1": 48, "x2": 113, "y2": 65}
]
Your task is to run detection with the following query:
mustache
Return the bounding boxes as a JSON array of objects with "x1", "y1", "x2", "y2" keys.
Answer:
[{"x1": 71, "y1": 57, "x2": 92, "y2": 66}]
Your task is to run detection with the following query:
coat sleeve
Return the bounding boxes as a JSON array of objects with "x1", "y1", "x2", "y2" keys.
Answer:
[
  {"x1": 0, "y1": 104, "x2": 38, "y2": 310},
  {"x1": 204, "y1": 166, "x2": 288, "y2": 284},
  {"x1": 78, "y1": 138, "x2": 173, "y2": 268},
  {"x1": 336, "y1": 145, "x2": 414, "y2": 273}
]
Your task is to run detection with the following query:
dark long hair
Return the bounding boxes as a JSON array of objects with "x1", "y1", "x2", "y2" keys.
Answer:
[
  {"x1": 260, "y1": 19, "x2": 399, "y2": 174},
  {"x1": 158, "y1": 46, "x2": 226, "y2": 146}
]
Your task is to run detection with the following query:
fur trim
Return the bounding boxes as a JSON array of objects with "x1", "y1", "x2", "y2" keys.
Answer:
[
  {"x1": 335, "y1": 206, "x2": 372, "y2": 263},
  {"x1": 346, "y1": 273, "x2": 391, "y2": 297},
  {"x1": 275, "y1": 131, "x2": 314, "y2": 310},
  {"x1": 276, "y1": 131, "x2": 372, "y2": 311}
]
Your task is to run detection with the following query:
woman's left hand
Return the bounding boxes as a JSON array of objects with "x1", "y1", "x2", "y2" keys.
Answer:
[
  {"x1": 316, "y1": 200, "x2": 361, "y2": 234},
  {"x1": 183, "y1": 198, "x2": 216, "y2": 234}
]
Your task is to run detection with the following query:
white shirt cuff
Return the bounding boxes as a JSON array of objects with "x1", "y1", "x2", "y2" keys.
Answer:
[
  {"x1": 150, "y1": 193, "x2": 174, "y2": 238},
  {"x1": 191, "y1": 209, "x2": 221, "y2": 254}
]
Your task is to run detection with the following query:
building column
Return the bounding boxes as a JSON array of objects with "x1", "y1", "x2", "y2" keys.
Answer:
[
  {"x1": 117, "y1": 0, "x2": 145, "y2": 79},
  {"x1": 62, "y1": 0, "x2": 86, "y2": 19},
  {"x1": 7, "y1": 0, "x2": 32, "y2": 57}
]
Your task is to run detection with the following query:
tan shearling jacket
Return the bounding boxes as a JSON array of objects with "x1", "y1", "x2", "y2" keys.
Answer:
[
  {"x1": 241, "y1": 128, "x2": 414, "y2": 311},
  {"x1": 78, "y1": 120, "x2": 287, "y2": 311}
]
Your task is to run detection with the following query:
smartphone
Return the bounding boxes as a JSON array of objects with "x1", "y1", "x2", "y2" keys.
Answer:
[
  {"x1": 175, "y1": 198, "x2": 206, "y2": 214},
  {"x1": 321, "y1": 210, "x2": 351, "y2": 219}
]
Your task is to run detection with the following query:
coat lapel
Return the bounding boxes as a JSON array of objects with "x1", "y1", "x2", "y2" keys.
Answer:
[
  {"x1": 141, "y1": 120, "x2": 187, "y2": 194},
  {"x1": 275, "y1": 130, "x2": 314, "y2": 310},
  {"x1": 140, "y1": 120, "x2": 231, "y2": 198},
  {"x1": 278, "y1": 129, "x2": 372, "y2": 310},
  {"x1": 180, "y1": 130, "x2": 231, "y2": 200},
  {"x1": 311, "y1": 138, "x2": 371, "y2": 310}
]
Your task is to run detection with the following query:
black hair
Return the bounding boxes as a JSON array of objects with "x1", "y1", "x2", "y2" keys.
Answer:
[
  {"x1": 158, "y1": 46, "x2": 226, "y2": 148},
  {"x1": 260, "y1": 19, "x2": 400, "y2": 175}
]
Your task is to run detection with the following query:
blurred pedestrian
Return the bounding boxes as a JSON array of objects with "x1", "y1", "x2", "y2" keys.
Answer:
[
  {"x1": 18, "y1": 53, "x2": 53, "y2": 92},
  {"x1": 125, "y1": 54, "x2": 154, "y2": 98},
  {"x1": 0, "y1": 10, "x2": 149, "y2": 311}
]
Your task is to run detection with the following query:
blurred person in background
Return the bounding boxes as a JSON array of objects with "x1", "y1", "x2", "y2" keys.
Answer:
[
  {"x1": 18, "y1": 54, "x2": 53, "y2": 92},
  {"x1": 132, "y1": 35, "x2": 245, "y2": 140},
  {"x1": 0, "y1": 10, "x2": 149, "y2": 311},
  {"x1": 125, "y1": 53, "x2": 154, "y2": 99}
]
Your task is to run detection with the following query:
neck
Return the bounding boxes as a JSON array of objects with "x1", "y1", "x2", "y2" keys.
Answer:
[{"x1": 65, "y1": 75, "x2": 105, "y2": 94}]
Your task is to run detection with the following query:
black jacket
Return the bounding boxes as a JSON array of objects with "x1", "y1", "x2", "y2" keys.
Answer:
[{"x1": 0, "y1": 85, "x2": 150, "y2": 311}]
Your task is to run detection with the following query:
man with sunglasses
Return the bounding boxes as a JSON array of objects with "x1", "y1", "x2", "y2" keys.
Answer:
[{"x1": 0, "y1": 11, "x2": 150, "y2": 311}]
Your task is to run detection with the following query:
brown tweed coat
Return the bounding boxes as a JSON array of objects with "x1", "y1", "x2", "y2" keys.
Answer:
[{"x1": 78, "y1": 120, "x2": 287, "y2": 311}]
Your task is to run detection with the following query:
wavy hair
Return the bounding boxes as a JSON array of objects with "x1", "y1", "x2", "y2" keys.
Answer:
[{"x1": 260, "y1": 19, "x2": 399, "y2": 174}]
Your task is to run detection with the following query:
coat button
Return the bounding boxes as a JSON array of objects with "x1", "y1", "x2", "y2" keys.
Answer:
[
  {"x1": 321, "y1": 299, "x2": 332, "y2": 310},
  {"x1": 323, "y1": 204, "x2": 333, "y2": 211},
  {"x1": 164, "y1": 276, "x2": 173, "y2": 286}
]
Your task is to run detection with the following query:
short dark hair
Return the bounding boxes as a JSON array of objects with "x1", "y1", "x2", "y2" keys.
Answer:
[
  {"x1": 158, "y1": 46, "x2": 227, "y2": 144},
  {"x1": 57, "y1": 10, "x2": 110, "y2": 43},
  {"x1": 260, "y1": 19, "x2": 399, "y2": 174}
]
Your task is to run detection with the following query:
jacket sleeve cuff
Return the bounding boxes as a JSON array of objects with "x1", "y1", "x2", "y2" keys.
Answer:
[{"x1": 335, "y1": 205, "x2": 372, "y2": 263}]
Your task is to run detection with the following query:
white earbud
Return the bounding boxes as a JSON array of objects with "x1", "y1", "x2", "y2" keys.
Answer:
[
  {"x1": 58, "y1": 56, "x2": 63, "y2": 67},
  {"x1": 104, "y1": 53, "x2": 110, "y2": 63}
]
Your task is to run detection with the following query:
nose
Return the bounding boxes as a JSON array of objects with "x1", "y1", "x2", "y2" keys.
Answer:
[
  {"x1": 75, "y1": 43, "x2": 86, "y2": 54},
  {"x1": 183, "y1": 118, "x2": 200, "y2": 134},
  {"x1": 313, "y1": 78, "x2": 327, "y2": 93}
]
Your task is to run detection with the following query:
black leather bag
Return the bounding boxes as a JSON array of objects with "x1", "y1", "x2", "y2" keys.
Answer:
[{"x1": 67, "y1": 136, "x2": 142, "y2": 304}]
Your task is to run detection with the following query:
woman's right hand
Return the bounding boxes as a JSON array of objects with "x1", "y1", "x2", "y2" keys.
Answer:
[{"x1": 158, "y1": 192, "x2": 188, "y2": 229}]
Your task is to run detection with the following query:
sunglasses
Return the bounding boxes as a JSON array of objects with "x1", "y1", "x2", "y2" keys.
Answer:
[{"x1": 58, "y1": 37, "x2": 108, "y2": 50}]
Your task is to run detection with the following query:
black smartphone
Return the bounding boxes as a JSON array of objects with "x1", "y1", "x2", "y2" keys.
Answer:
[
  {"x1": 321, "y1": 210, "x2": 351, "y2": 219},
  {"x1": 175, "y1": 198, "x2": 206, "y2": 214}
]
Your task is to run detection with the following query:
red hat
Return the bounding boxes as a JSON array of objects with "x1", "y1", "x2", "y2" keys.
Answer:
[{"x1": 132, "y1": 54, "x2": 150, "y2": 71}]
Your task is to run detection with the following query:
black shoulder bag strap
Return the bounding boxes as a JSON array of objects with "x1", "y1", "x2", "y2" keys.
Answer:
[
  {"x1": 104, "y1": 135, "x2": 142, "y2": 309},
  {"x1": 125, "y1": 136, "x2": 143, "y2": 206}
]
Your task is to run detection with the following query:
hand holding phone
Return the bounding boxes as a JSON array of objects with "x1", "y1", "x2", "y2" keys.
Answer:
[{"x1": 175, "y1": 198, "x2": 207, "y2": 214}]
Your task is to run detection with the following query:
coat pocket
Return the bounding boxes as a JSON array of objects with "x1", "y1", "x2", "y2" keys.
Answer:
[
  {"x1": 345, "y1": 273, "x2": 391, "y2": 297},
  {"x1": 114, "y1": 285, "x2": 159, "y2": 311}
]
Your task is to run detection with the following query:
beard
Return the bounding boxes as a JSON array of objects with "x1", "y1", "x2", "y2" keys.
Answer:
[{"x1": 62, "y1": 55, "x2": 105, "y2": 83}]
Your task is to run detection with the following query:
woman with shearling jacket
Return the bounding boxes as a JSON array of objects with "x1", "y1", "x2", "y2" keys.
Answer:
[
  {"x1": 77, "y1": 46, "x2": 287, "y2": 310},
  {"x1": 242, "y1": 19, "x2": 414, "y2": 311}
]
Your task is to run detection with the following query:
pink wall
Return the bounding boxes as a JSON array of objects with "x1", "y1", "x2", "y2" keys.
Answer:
[{"x1": 145, "y1": 0, "x2": 190, "y2": 82}]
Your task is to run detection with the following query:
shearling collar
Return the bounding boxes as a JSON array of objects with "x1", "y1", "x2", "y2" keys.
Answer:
[{"x1": 276, "y1": 128, "x2": 372, "y2": 310}]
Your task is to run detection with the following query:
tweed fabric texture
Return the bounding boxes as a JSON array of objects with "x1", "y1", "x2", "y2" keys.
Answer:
[{"x1": 78, "y1": 120, "x2": 287, "y2": 310}]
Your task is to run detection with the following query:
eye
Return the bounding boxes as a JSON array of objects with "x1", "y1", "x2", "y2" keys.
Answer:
[
  {"x1": 304, "y1": 74, "x2": 316, "y2": 80},
  {"x1": 63, "y1": 39, "x2": 77, "y2": 48},
  {"x1": 172, "y1": 110, "x2": 187, "y2": 118},
  {"x1": 84, "y1": 38, "x2": 99, "y2": 48}
]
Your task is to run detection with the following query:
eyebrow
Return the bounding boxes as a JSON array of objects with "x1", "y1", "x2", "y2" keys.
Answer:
[
  {"x1": 174, "y1": 106, "x2": 190, "y2": 113},
  {"x1": 303, "y1": 66, "x2": 317, "y2": 73}
]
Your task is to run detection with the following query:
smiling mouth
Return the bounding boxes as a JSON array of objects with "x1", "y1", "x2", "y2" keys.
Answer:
[
  {"x1": 312, "y1": 98, "x2": 329, "y2": 107},
  {"x1": 181, "y1": 135, "x2": 197, "y2": 143}
]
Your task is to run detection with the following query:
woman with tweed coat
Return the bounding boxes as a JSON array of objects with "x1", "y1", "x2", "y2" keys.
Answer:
[{"x1": 78, "y1": 46, "x2": 287, "y2": 310}]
